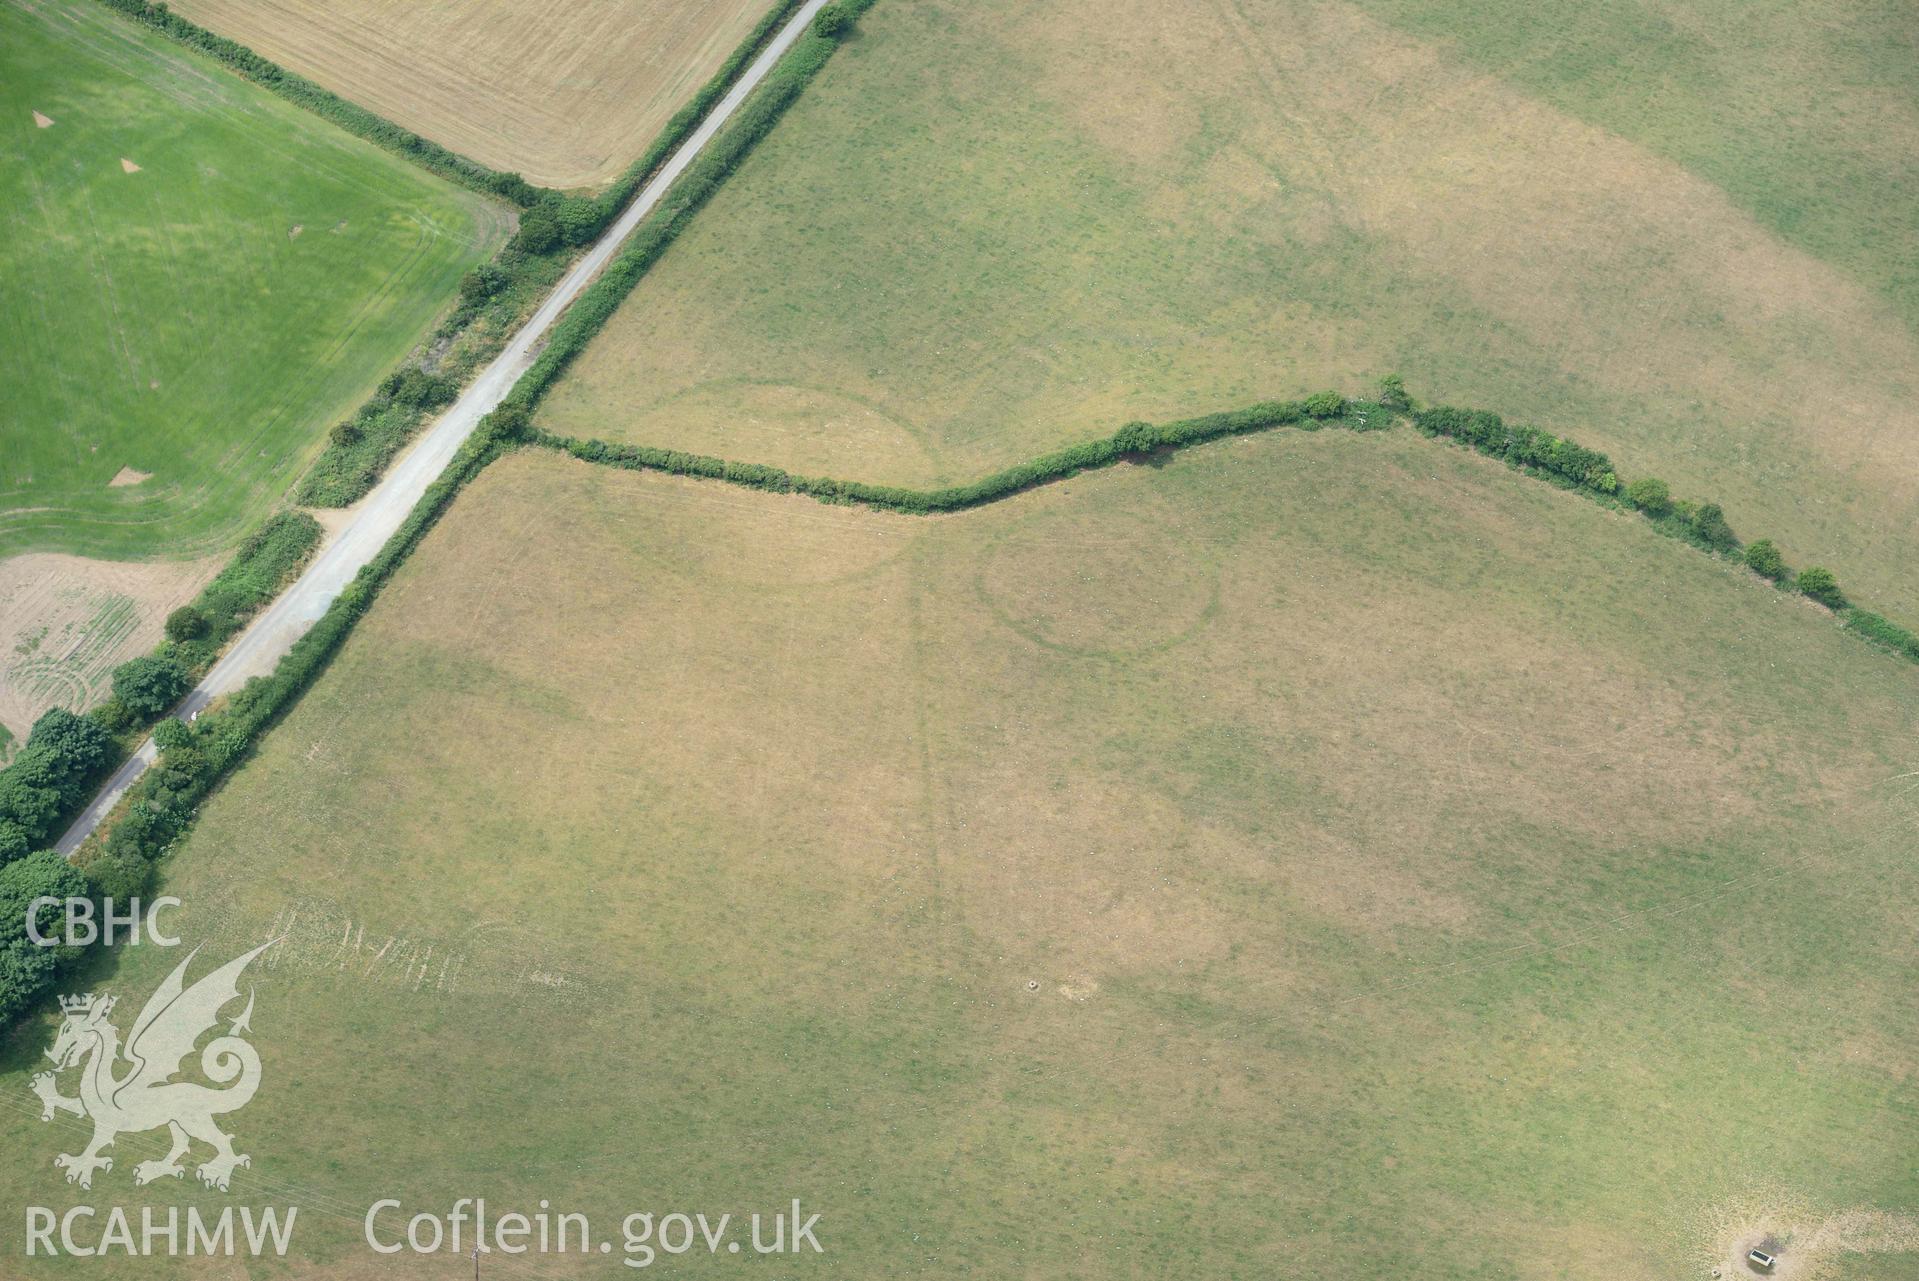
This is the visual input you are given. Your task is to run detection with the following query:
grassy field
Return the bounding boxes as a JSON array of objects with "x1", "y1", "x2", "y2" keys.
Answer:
[
  {"x1": 0, "y1": 0, "x2": 504, "y2": 564},
  {"x1": 4, "y1": 438, "x2": 1914, "y2": 1277},
  {"x1": 1346, "y1": 0, "x2": 1919, "y2": 336},
  {"x1": 165, "y1": 0, "x2": 781, "y2": 190},
  {"x1": 536, "y1": 0, "x2": 1919, "y2": 621}
]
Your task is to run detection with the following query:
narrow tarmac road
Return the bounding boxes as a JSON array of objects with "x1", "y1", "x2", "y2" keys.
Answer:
[{"x1": 56, "y1": 0, "x2": 831, "y2": 855}]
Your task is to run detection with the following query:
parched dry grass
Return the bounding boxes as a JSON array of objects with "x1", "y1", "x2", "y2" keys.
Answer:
[
  {"x1": 537, "y1": 0, "x2": 1919, "y2": 619},
  {"x1": 166, "y1": 0, "x2": 779, "y2": 189},
  {"x1": 5, "y1": 438, "x2": 1913, "y2": 1277}
]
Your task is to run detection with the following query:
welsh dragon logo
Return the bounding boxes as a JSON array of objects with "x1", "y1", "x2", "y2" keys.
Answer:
[{"x1": 29, "y1": 942, "x2": 271, "y2": 1191}]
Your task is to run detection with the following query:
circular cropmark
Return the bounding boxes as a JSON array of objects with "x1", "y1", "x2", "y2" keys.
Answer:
[{"x1": 975, "y1": 485, "x2": 1220, "y2": 659}]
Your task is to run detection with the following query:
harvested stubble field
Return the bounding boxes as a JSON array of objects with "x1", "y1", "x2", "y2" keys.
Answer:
[
  {"x1": 165, "y1": 0, "x2": 781, "y2": 190},
  {"x1": 0, "y1": 0, "x2": 503, "y2": 564},
  {"x1": 537, "y1": 0, "x2": 1919, "y2": 621},
  {"x1": 4, "y1": 437, "x2": 1913, "y2": 1278}
]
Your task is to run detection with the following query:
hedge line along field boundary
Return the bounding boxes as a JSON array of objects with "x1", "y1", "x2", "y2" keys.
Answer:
[
  {"x1": 60, "y1": 1, "x2": 875, "y2": 878},
  {"x1": 0, "y1": 511, "x2": 322, "y2": 867},
  {"x1": 93, "y1": 0, "x2": 539, "y2": 204},
  {"x1": 0, "y1": 0, "x2": 879, "y2": 1036},
  {"x1": 531, "y1": 385, "x2": 1919, "y2": 672},
  {"x1": 501, "y1": 0, "x2": 883, "y2": 414},
  {"x1": 89, "y1": 0, "x2": 832, "y2": 514},
  {"x1": 20, "y1": 0, "x2": 1917, "y2": 1038},
  {"x1": 529, "y1": 393, "x2": 1374, "y2": 513}
]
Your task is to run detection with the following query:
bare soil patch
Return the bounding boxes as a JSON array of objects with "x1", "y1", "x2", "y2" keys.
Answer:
[
  {"x1": 118, "y1": 156, "x2": 139, "y2": 173},
  {"x1": 32, "y1": 109, "x2": 52, "y2": 127},
  {"x1": 1701, "y1": 1201, "x2": 1919, "y2": 1281},
  {"x1": 0, "y1": 550, "x2": 221, "y2": 742},
  {"x1": 107, "y1": 466, "x2": 150, "y2": 487}
]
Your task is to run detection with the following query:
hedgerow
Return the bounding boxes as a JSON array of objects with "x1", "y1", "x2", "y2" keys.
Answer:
[
  {"x1": 1412, "y1": 405, "x2": 1618, "y2": 494},
  {"x1": 511, "y1": 7, "x2": 874, "y2": 410},
  {"x1": 93, "y1": 0, "x2": 538, "y2": 204},
  {"x1": 290, "y1": 0, "x2": 827, "y2": 505},
  {"x1": 1411, "y1": 397, "x2": 1918, "y2": 665},
  {"x1": 1845, "y1": 610, "x2": 1919, "y2": 662},
  {"x1": 90, "y1": 414, "x2": 520, "y2": 880},
  {"x1": 535, "y1": 396, "x2": 1373, "y2": 514},
  {"x1": 515, "y1": 0, "x2": 820, "y2": 255},
  {"x1": 44, "y1": 0, "x2": 852, "y2": 886},
  {"x1": 6, "y1": 1, "x2": 848, "y2": 1034},
  {"x1": 0, "y1": 511, "x2": 321, "y2": 868}
]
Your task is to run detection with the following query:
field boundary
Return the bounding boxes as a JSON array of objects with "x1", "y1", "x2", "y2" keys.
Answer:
[
  {"x1": 16, "y1": 0, "x2": 1915, "y2": 1044},
  {"x1": 94, "y1": 0, "x2": 829, "y2": 513},
  {"x1": 498, "y1": 0, "x2": 881, "y2": 416},
  {"x1": 24, "y1": 1, "x2": 866, "y2": 902},
  {"x1": 526, "y1": 390, "x2": 1919, "y2": 671},
  {"x1": 93, "y1": 0, "x2": 539, "y2": 204}
]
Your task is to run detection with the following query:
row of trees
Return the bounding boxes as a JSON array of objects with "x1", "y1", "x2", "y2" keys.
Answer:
[
  {"x1": 0, "y1": 512, "x2": 321, "y2": 880},
  {"x1": 547, "y1": 392, "x2": 1362, "y2": 515},
  {"x1": 1621, "y1": 476, "x2": 1847, "y2": 607},
  {"x1": 1396, "y1": 385, "x2": 1904, "y2": 657},
  {"x1": 0, "y1": 852, "x2": 86, "y2": 1027}
]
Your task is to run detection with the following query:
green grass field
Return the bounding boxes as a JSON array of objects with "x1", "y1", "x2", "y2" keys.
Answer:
[
  {"x1": 4, "y1": 438, "x2": 1913, "y2": 1278},
  {"x1": 0, "y1": 0, "x2": 505, "y2": 562},
  {"x1": 537, "y1": 0, "x2": 1919, "y2": 621}
]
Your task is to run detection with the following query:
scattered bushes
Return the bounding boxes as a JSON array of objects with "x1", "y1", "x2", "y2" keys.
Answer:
[
  {"x1": 1413, "y1": 405, "x2": 1618, "y2": 493},
  {"x1": 1625, "y1": 477, "x2": 1672, "y2": 517},
  {"x1": 1795, "y1": 566, "x2": 1845, "y2": 609},
  {"x1": 1743, "y1": 539, "x2": 1787, "y2": 580},
  {"x1": 111, "y1": 655, "x2": 191, "y2": 720},
  {"x1": 164, "y1": 605, "x2": 207, "y2": 642}
]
